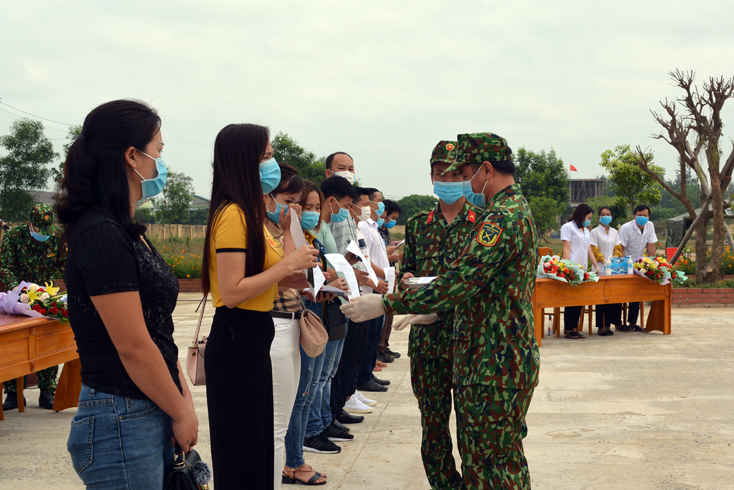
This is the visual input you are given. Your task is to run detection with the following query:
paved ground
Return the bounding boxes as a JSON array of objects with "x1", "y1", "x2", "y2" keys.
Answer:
[{"x1": 1, "y1": 295, "x2": 733, "y2": 489}]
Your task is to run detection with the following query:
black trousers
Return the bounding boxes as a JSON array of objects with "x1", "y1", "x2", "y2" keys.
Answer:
[
  {"x1": 331, "y1": 318, "x2": 370, "y2": 417},
  {"x1": 564, "y1": 306, "x2": 583, "y2": 332},
  {"x1": 628, "y1": 302, "x2": 641, "y2": 325},
  {"x1": 596, "y1": 303, "x2": 622, "y2": 328},
  {"x1": 206, "y1": 307, "x2": 275, "y2": 490}
]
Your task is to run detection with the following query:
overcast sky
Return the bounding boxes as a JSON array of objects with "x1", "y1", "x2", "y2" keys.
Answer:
[{"x1": 2, "y1": 0, "x2": 733, "y2": 201}]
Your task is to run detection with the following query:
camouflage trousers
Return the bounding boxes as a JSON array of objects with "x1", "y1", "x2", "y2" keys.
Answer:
[
  {"x1": 410, "y1": 356, "x2": 464, "y2": 490},
  {"x1": 454, "y1": 384, "x2": 534, "y2": 490},
  {"x1": 3, "y1": 366, "x2": 58, "y2": 394}
]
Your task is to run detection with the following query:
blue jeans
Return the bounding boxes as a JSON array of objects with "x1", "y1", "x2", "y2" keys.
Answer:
[
  {"x1": 285, "y1": 344, "x2": 326, "y2": 468},
  {"x1": 306, "y1": 334, "x2": 346, "y2": 437},
  {"x1": 67, "y1": 385, "x2": 174, "y2": 490},
  {"x1": 357, "y1": 315, "x2": 385, "y2": 385}
]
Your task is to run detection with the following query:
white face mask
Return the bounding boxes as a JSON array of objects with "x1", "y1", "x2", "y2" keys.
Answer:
[
  {"x1": 333, "y1": 170, "x2": 355, "y2": 185},
  {"x1": 358, "y1": 206, "x2": 372, "y2": 221}
]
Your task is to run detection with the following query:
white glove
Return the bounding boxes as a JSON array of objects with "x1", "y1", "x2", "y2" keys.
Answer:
[
  {"x1": 392, "y1": 313, "x2": 438, "y2": 331},
  {"x1": 340, "y1": 294, "x2": 386, "y2": 323}
]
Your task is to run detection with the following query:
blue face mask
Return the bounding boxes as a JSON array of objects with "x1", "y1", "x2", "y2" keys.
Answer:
[
  {"x1": 434, "y1": 181, "x2": 464, "y2": 205},
  {"x1": 462, "y1": 168, "x2": 488, "y2": 208},
  {"x1": 600, "y1": 216, "x2": 612, "y2": 226},
  {"x1": 376, "y1": 202, "x2": 385, "y2": 217},
  {"x1": 583, "y1": 219, "x2": 591, "y2": 228},
  {"x1": 266, "y1": 195, "x2": 288, "y2": 224},
  {"x1": 386, "y1": 219, "x2": 396, "y2": 229},
  {"x1": 259, "y1": 158, "x2": 281, "y2": 195},
  {"x1": 135, "y1": 152, "x2": 168, "y2": 205},
  {"x1": 330, "y1": 200, "x2": 350, "y2": 223},
  {"x1": 300, "y1": 211, "x2": 321, "y2": 231},
  {"x1": 30, "y1": 228, "x2": 50, "y2": 242},
  {"x1": 376, "y1": 218, "x2": 385, "y2": 227},
  {"x1": 636, "y1": 216, "x2": 649, "y2": 226}
]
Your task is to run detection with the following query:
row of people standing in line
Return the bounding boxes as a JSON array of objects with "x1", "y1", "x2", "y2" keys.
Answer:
[
  {"x1": 57, "y1": 98, "x2": 405, "y2": 490},
  {"x1": 560, "y1": 203, "x2": 659, "y2": 339}
]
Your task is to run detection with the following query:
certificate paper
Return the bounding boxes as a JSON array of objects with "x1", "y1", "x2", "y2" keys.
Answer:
[
  {"x1": 346, "y1": 240, "x2": 378, "y2": 286},
  {"x1": 325, "y1": 253, "x2": 361, "y2": 299}
]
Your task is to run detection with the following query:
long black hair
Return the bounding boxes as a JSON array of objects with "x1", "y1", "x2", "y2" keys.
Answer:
[
  {"x1": 201, "y1": 124, "x2": 269, "y2": 295},
  {"x1": 568, "y1": 203, "x2": 593, "y2": 228},
  {"x1": 56, "y1": 99, "x2": 160, "y2": 242}
]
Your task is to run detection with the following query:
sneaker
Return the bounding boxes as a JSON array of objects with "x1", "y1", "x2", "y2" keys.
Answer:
[
  {"x1": 372, "y1": 374, "x2": 390, "y2": 386},
  {"x1": 332, "y1": 419, "x2": 351, "y2": 432},
  {"x1": 344, "y1": 395, "x2": 374, "y2": 414},
  {"x1": 336, "y1": 409, "x2": 364, "y2": 424},
  {"x1": 376, "y1": 352, "x2": 394, "y2": 363},
  {"x1": 323, "y1": 422, "x2": 354, "y2": 442},
  {"x1": 384, "y1": 348, "x2": 401, "y2": 359},
  {"x1": 355, "y1": 378, "x2": 388, "y2": 392},
  {"x1": 303, "y1": 433, "x2": 341, "y2": 454},
  {"x1": 354, "y1": 390, "x2": 377, "y2": 407}
]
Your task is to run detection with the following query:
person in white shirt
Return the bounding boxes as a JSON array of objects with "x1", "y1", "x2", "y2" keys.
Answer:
[
  {"x1": 560, "y1": 203, "x2": 598, "y2": 339},
  {"x1": 590, "y1": 206, "x2": 623, "y2": 336},
  {"x1": 618, "y1": 204, "x2": 658, "y2": 332}
]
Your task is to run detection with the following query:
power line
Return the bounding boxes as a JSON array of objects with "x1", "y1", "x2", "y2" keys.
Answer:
[
  {"x1": 0, "y1": 100, "x2": 73, "y2": 127},
  {"x1": 0, "y1": 106, "x2": 68, "y2": 133}
]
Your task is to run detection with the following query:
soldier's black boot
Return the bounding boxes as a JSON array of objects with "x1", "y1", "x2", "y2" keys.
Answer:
[
  {"x1": 39, "y1": 392, "x2": 55, "y2": 410},
  {"x1": 2, "y1": 392, "x2": 26, "y2": 411}
]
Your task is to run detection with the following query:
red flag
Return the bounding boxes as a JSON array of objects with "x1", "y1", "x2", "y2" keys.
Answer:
[{"x1": 570, "y1": 165, "x2": 578, "y2": 172}]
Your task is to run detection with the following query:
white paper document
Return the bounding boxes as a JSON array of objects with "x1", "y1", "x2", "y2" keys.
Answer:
[
  {"x1": 289, "y1": 212, "x2": 324, "y2": 296},
  {"x1": 325, "y1": 253, "x2": 361, "y2": 299},
  {"x1": 385, "y1": 266, "x2": 396, "y2": 294},
  {"x1": 346, "y1": 240, "x2": 378, "y2": 286}
]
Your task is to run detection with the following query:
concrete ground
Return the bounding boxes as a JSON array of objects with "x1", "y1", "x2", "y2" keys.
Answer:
[{"x1": 1, "y1": 295, "x2": 732, "y2": 489}]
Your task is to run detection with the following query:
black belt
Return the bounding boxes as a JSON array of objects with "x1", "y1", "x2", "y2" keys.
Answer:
[{"x1": 272, "y1": 311, "x2": 302, "y2": 320}]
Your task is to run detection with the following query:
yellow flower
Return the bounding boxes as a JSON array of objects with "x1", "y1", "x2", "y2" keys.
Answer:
[
  {"x1": 44, "y1": 282, "x2": 60, "y2": 296},
  {"x1": 27, "y1": 284, "x2": 41, "y2": 302}
]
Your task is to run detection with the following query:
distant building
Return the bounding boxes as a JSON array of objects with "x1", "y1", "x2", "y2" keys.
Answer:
[{"x1": 568, "y1": 178, "x2": 606, "y2": 206}]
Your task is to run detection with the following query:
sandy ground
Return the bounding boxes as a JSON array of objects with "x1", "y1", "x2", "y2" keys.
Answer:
[{"x1": 1, "y1": 296, "x2": 732, "y2": 489}]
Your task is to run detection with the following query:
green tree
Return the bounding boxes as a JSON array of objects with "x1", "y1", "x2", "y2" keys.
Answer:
[
  {"x1": 154, "y1": 168, "x2": 195, "y2": 224},
  {"x1": 0, "y1": 119, "x2": 57, "y2": 221},
  {"x1": 599, "y1": 145, "x2": 664, "y2": 215},
  {"x1": 53, "y1": 125, "x2": 82, "y2": 185},
  {"x1": 271, "y1": 132, "x2": 326, "y2": 186},
  {"x1": 515, "y1": 148, "x2": 570, "y2": 204},
  {"x1": 396, "y1": 194, "x2": 438, "y2": 225},
  {"x1": 528, "y1": 196, "x2": 566, "y2": 243}
]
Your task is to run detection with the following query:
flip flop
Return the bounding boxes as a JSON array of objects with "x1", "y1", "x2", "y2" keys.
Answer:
[
  {"x1": 564, "y1": 331, "x2": 585, "y2": 339},
  {"x1": 629, "y1": 325, "x2": 646, "y2": 333}
]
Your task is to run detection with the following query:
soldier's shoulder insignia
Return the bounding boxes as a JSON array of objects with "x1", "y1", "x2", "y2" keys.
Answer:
[
  {"x1": 467, "y1": 210, "x2": 476, "y2": 223},
  {"x1": 426, "y1": 210, "x2": 435, "y2": 225},
  {"x1": 476, "y1": 221, "x2": 502, "y2": 247}
]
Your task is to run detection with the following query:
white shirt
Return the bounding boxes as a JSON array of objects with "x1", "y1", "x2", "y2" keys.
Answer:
[
  {"x1": 619, "y1": 220, "x2": 658, "y2": 258},
  {"x1": 560, "y1": 221, "x2": 591, "y2": 267},
  {"x1": 355, "y1": 227, "x2": 372, "y2": 294},
  {"x1": 590, "y1": 225, "x2": 621, "y2": 260},
  {"x1": 358, "y1": 219, "x2": 390, "y2": 270}
]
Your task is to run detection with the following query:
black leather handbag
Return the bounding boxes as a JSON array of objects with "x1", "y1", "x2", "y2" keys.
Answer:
[
  {"x1": 323, "y1": 298, "x2": 347, "y2": 341},
  {"x1": 164, "y1": 448, "x2": 212, "y2": 490}
]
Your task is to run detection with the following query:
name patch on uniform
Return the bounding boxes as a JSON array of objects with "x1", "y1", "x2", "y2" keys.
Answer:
[{"x1": 476, "y1": 222, "x2": 502, "y2": 247}]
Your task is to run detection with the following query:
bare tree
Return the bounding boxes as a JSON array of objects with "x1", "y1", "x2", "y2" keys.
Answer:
[{"x1": 632, "y1": 70, "x2": 734, "y2": 284}]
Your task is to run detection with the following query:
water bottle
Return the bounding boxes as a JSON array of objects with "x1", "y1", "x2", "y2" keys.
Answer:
[{"x1": 605, "y1": 257, "x2": 612, "y2": 276}]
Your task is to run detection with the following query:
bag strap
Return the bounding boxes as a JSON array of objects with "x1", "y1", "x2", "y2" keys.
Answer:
[{"x1": 192, "y1": 294, "x2": 207, "y2": 345}]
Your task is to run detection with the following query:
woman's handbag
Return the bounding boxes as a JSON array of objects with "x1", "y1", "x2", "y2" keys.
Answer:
[
  {"x1": 186, "y1": 295, "x2": 208, "y2": 386},
  {"x1": 322, "y1": 298, "x2": 347, "y2": 341},
  {"x1": 164, "y1": 446, "x2": 212, "y2": 490},
  {"x1": 299, "y1": 307, "x2": 328, "y2": 358}
]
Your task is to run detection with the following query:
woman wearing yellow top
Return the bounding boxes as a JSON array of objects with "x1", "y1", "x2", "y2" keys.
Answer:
[
  {"x1": 201, "y1": 124, "x2": 319, "y2": 490},
  {"x1": 589, "y1": 206, "x2": 623, "y2": 336}
]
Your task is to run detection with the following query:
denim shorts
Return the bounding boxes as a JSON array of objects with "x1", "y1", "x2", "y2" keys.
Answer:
[{"x1": 67, "y1": 385, "x2": 174, "y2": 490}]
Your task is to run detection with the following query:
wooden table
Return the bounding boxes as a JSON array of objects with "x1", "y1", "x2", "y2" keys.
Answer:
[
  {"x1": 0, "y1": 313, "x2": 81, "y2": 420},
  {"x1": 532, "y1": 275, "x2": 671, "y2": 347}
]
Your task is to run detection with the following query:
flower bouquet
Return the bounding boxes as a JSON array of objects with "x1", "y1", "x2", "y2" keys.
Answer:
[
  {"x1": 632, "y1": 256, "x2": 687, "y2": 286},
  {"x1": 537, "y1": 255, "x2": 599, "y2": 286},
  {"x1": 0, "y1": 281, "x2": 69, "y2": 324}
]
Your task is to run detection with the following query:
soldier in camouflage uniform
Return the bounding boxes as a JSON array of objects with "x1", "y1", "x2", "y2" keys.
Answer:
[
  {"x1": 397, "y1": 140, "x2": 477, "y2": 490},
  {"x1": 1, "y1": 204, "x2": 67, "y2": 410},
  {"x1": 342, "y1": 133, "x2": 540, "y2": 489}
]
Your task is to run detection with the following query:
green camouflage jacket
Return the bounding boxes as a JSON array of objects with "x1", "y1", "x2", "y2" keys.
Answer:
[
  {"x1": 398, "y1": 200, "x2": 477, "y2": 359},
  {"x1": 385, "y1": 184, "x2": 540, "y2": 389},
  {"x1": 0, "y1": 225, "x2": 67, "y2": 290}
]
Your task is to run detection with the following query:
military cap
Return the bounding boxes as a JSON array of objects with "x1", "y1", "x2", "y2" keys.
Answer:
[
  {"x1": 430, "y1": 140, "x2": 457, "y2": 167},
  {"x1": 443, "y1": 132, "x2": 513, "y2": 173},
  {"x1": 29, "y1": 204, "x2": 57, "y2": 236}
]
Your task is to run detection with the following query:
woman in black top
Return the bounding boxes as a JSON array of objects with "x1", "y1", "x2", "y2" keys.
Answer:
[{"x1": 58, "y1": 100, "x2": 198, "y2": 490}]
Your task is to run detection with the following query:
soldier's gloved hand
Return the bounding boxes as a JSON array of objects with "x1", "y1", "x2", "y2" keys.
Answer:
[
  {"x1": 410, "y1": 313, "x2": 437, "y2": 325},
  {"x1": 340, "y1": 294, "x2": 385, "y2": 322},
  {"x1": 392, "y1": 314, "x2": 415, "y2": 331}
]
